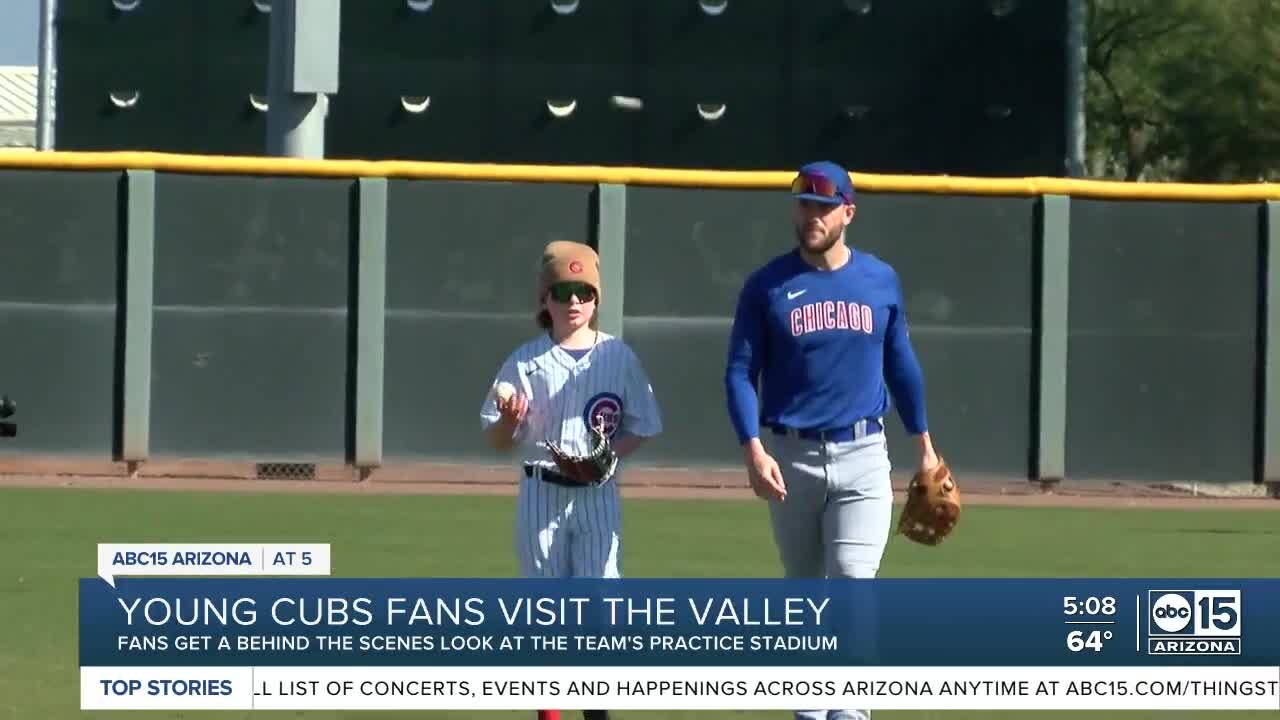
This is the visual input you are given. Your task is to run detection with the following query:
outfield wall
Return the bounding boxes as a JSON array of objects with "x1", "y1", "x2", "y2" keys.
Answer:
[{"x1": 0, "y1": 151, "x2": 1274, "y2": 491}]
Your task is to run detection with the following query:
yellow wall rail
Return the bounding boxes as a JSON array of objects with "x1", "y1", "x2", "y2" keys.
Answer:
[{"x1": 4, "y1": 149, "x2": 1280, "y2": 202}]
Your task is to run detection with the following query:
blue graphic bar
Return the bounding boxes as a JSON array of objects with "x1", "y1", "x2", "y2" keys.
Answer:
[{"x1": 79, "y1": 578, "x2": 1280, "y2": 668}]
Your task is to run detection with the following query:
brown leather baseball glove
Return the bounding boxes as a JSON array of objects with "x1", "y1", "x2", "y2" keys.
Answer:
[
  {"x1": 897, "y1": 456, "x2": 961, "y2": 545},
  {"x1": 544, "y1": 424, "x2": 619, "y2": 487}
]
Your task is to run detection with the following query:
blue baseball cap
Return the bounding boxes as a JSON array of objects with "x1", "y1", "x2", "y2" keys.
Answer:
[{"x1": 791, "y1": 160, "x2": 855, "y2": 205}]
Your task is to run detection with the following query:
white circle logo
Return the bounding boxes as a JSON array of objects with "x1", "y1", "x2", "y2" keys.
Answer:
[{"x1": 1152, "y1": 593, "x2": 1192, "y2": 633}]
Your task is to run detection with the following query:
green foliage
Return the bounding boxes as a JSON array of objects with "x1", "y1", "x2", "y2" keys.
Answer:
[{"x1": 1086, "y1": 0, "x2": 1280, "y2": 181}]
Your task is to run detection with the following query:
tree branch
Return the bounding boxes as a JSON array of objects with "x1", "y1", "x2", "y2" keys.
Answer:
[
  {"x1": 1091, "y1": 65, "x2": 1154, "y2": 180},
  {"x1": 1093, "y1": 11, "x2": 1144, "y2": 56}
]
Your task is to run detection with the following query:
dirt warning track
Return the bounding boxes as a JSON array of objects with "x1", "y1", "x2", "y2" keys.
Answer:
[{"x1": 0, "y1": 456, "x2": 1276, "y2": 510}]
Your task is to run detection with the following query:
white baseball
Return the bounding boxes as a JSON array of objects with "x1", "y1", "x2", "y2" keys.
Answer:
[{"x1": 495, "y1": 382, "x2": 517, "y2": 403}]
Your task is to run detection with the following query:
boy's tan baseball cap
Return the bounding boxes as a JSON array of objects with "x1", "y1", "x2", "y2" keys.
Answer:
[{"x1": 539, "y1": 240, "x2": 601, "y2": 303}]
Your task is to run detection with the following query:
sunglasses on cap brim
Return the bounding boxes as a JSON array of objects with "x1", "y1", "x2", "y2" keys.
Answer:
[
  {"x1": 791, "y1": 173, "x2": 847, "y2": 203},
  {"x1": 548, "y1": 281, "x2": 597, "y2": 303}
]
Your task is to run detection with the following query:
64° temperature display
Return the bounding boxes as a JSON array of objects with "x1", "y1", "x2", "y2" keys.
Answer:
[
  {"x1": 1063, "y1": 596, "x2": 1118, "y2": 653},
  {"x1": 1067, "y1": 629, "x2": 1113, "y2": 652}
]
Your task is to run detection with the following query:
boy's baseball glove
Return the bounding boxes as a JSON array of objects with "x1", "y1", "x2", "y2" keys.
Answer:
[
  {"x1": 545, "y1": 424, "x2": 618, "y2": 487},
  {"x1": 897, "y1": 457, "x2": 961, "y2": 545}
]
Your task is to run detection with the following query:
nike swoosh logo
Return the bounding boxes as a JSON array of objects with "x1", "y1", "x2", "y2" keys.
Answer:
[{"x1": 787, "y1": 289, "x2": 807, "y2": 300}]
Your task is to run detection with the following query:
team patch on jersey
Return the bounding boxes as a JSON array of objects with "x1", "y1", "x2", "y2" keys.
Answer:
[
  {"x1": 583, "y1": 392, "x2": 623, "y2": 438},
  {"x1": 790, "y1": 301, "x2": 874, "y2": 337}
]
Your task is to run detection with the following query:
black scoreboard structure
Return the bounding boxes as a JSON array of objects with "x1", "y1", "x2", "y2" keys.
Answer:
[{"x1": 54, "y1": 0, "x2": 1070, "y2": 176}]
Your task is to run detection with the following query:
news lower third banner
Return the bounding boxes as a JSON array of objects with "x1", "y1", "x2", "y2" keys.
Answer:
[{"x1": 81, "y1": 544, "x2": 1280, "y2": 711}]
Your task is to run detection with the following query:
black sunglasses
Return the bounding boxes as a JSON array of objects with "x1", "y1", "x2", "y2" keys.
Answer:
[{"x1": 548, "y1": 281, "x2": 597, "y2": 303}]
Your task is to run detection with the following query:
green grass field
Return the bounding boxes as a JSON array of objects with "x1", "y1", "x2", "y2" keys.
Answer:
[{"x1": 1, "y1": 486, "x2": 1277, "y2": 720}]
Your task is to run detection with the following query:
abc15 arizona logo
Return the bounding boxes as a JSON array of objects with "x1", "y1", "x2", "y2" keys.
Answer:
[{"x1": 1146, "y1": 590, "x2": 1242, "y2": 655}]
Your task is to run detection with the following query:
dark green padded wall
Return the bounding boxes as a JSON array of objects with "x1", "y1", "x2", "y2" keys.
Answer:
[
  {"x1": 1066, "y1": 200, "x2": 1260, "y2": 485},
  {"x1": 0, "y1": 170, "x2": 122, "y2": 455},
  {"x1": 149, "y1": 174, "x2": 353, "y2": 459}
]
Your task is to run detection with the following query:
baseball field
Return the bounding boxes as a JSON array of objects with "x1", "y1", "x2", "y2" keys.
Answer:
[{"x1": 2, "y1": 476, "x2": 1278, "y2": 720}]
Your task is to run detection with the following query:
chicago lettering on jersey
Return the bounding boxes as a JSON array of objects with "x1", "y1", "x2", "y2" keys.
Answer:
[{"x1": 790, "y1": 300, "x2": 874, "y2": 337}]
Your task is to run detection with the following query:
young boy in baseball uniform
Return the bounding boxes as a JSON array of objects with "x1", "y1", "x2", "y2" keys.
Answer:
[
  {"x1": 480, "y1": 241, "x2": 663, "y2": 720},
  {"x1": 480, "y1": 240, "x2": 663, "y2": 581}
]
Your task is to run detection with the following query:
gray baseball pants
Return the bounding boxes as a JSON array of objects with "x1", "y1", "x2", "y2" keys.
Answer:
[{"x1": 762, "y1": 420, "x2": 893, "y2": 720}]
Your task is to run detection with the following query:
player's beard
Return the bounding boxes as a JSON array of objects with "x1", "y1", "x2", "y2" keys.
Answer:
[{"x1": 794, "y1": 222, "x2": 842, "y2": 255}]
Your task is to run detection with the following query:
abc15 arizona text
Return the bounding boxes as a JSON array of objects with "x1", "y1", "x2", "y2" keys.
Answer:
[{"x1": 1146, "y1": 590, "x2": 1241, "y2": 655}]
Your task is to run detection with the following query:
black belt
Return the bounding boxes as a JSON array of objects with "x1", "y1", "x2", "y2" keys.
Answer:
[{"x1": 523, "y1": 464, "x2": 580, "y2": 487}]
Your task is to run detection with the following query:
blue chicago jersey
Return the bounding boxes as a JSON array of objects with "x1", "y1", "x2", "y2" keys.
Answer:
[{"x1": 724, "y1": 248, "x2": 928, "y2": 445}]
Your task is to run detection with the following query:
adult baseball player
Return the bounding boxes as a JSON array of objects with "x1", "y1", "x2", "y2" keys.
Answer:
[
  {"x1": 480, "y1": 240, "x2": 663, "y2": 580},
  {"x1": 723, "y1": 161, "x2": 942, "y2": 720}
]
